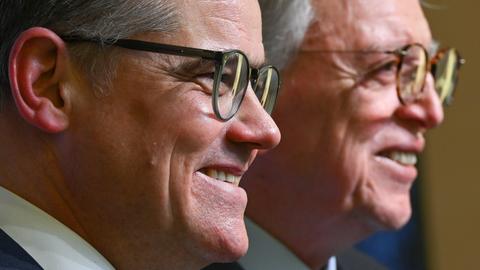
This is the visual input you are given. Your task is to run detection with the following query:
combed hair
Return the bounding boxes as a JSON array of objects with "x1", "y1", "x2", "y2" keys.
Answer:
[
  {"x1": 260, "y1": 0, "x2": 430, "y2": 70},
  {"x1": 0, "y1": 0, "x2": 179, "y2": 105},
  {"x1": 259, "y1": 0, "x2": 313, "y2": 70}
]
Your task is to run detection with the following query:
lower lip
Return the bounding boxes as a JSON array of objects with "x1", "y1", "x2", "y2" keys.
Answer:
[
  {"x1": 194, "y1": 171, "x2": 247, "y2": 204},
  {"x1": 374, "y1": 155, "x2": 418, "y2": 184}
]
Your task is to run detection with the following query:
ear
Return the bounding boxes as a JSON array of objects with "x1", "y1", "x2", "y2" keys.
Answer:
[{"x1": 9, "y1": 27, "x2": 70, "y2": 133}]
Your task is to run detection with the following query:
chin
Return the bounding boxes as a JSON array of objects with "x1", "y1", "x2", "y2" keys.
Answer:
[
  {"x1": 200, "y1": 221, "x2": 249, "y2": 264},
  {"x1": 372, "y1": 196, "x2": 413, "y2": 231},
  {"x1": 217, "y1": 236, "x2": 249, "y2": 263},
  {"x1": 354, "y1": 187, "x2": 413, "y2": 232}
]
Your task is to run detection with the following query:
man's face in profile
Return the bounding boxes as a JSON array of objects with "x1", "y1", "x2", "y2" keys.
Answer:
[
  {"x1": 248, "y1": 0, "x2": 444, "y2": 230},
  {"x1": 57, "y1": 0, "x2": 278, "y2": 266}
]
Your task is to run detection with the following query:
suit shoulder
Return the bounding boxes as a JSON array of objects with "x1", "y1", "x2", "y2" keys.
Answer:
[
  {"x1": 0, "y1": 229, "x2": 44, "y2": 270},
  {"x1": 336, "y1": 249, "x2": 387, "y2": 270},
  {"x1": 202, "y1": 262, "x2": 245, "y2": 270}
]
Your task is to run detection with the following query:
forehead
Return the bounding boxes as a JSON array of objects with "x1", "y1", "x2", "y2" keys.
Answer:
[
  {"x1": 302, "y1": 0, "x2": 432, "y2": 51},
  {"x1": 180, "y1": 0, "x2": 264, "y2": 66}
]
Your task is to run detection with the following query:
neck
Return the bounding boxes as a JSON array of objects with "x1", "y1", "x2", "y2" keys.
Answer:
[
  {"x1": 0, "y1": 106, "x2": 87, "y2": 238},
  {"x1": 243, "y1": 171, "x2": 374, "y2": 270},
  {"x1": 0, "y1": 105, "x2": 210, "y2": 270}
]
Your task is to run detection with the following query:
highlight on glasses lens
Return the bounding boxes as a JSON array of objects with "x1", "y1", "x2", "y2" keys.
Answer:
[
  {"x1": 394, "y1": 43, "x2": 464, "y2": 106},
  {"x1": 397, "y1": 44, "x2": 429, "y2": 104},
  {"x1": 212, "y1": 51, "x2": 280, "y2": 120},
  {"x1": 431, "y1": 48, "x2": 465, "y2": 105}
]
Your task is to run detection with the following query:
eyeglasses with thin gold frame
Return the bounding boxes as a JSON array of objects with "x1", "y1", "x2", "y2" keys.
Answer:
[{"x1": 305, "y1": 43, "x2": 465, "y2": 106}]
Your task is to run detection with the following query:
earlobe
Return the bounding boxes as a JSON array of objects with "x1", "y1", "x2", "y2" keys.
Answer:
[{"x1": 9, "y1": 27, "x2": 70, "y2": 133}]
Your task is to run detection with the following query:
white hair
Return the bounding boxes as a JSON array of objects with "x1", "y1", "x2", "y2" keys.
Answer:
[{"x1": 259, "y1": 0, "x2": 314, "y2": 70}]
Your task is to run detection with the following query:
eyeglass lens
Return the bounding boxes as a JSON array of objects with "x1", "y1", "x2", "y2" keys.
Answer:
[
  {"x1": 214, "y1": 52, "x2": 249, "y2": 120},
  {"x1": 398, "y1": 45, "x2": 428, "y2": 104},
  {"x1": 432, "y1": 49, "x2": 461, "y2": 105},
  {"x1": 214, "y1": 51, "x2": 279, "y2": 120},
  {"x1": 397, "y1": 45, "x2": 462, "y2": 106},
  {"x1": 254, "y1": 67, "x2": 280, "y2": 114}
]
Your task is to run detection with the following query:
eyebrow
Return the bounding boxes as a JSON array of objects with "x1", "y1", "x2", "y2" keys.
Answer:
[
  {"x1": 166, "y1": 56, "x2": 215, "y2": 75},
  {"x1": 213, "y1": 45, "x2": 264, "y2": 69}
]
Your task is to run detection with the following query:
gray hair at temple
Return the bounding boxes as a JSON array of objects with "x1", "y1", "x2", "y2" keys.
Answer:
[
  {"x1": 259, "y1": 0, "x2": 313, "y2": 70},
  {"x1": 0, "y1": 0, "x2": 179, "y2": 106}
]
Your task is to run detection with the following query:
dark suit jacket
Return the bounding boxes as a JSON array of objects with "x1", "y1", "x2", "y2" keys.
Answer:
[
  {"x1": 335, "y1": 249, "x2": 387, "y2": 270},
  {"x1": 203, "y1": 262, "x2": 244, "y2": 270},
  {"x1": 203, "y1": 249, "x2": 387, "y2": 270},
  {"x1": 0, "y1": 228, "x2": 43, "y2": 270}
]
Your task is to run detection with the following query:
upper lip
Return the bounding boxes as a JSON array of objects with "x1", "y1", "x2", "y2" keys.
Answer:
[
  {"x1": 375, "y1": 135, "x2": 425, "y2": 156},
  {"x1": 198, "y1": 163, "x2": 248, "y2": 177}
]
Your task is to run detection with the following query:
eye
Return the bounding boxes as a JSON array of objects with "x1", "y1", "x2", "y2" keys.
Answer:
[
  {"x1": 171, "y1": 59, "x2": 219, "y2": 94},
  {"x1": 378, "y1": 61, "x2": 398, "y2": 72},
  {"x1": 193, "y1": 70, "x2": 217, "y2": 94},
  {"x1": 363, "y1": 59, "x2": 399, "y2": 86},
  {"x1": 219, "y1": 70, "x2": 235, "y2": 86},
  {"x1": 192, "y1": 71, "x2": 234, "y2": 97},
  {"x1": 196, "y1": 72, "x2": 216, "y2": 82},
  {"x1": 374, "y1": 60, "x2": 398, "y2": 76},
  {"x1": 214, "y1": 72, "x2": 236, "y2": 97}
]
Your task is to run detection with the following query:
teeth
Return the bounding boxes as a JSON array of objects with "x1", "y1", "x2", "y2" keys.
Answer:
[
  {"x1": 207, "y1": 169, "x2": 218, "y2": 179},
  {"x1": 206, "y1": 169, "x2": 242, "y2": 186},
  {"x1": 218, "y1": 171, "x2": 226, "y2": 181},
  {"x1": 388, "y1": 152, "x2": 417, "y2": 166},
  {"x1": 227, "y1": 174, "x2": 235, "y2": 183}
]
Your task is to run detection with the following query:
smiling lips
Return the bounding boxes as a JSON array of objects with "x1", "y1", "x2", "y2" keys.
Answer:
[
  {"x1": 377, "y1": 135, "x2": 424, "y2": 167},
  {"x1": 206, "y1": 169, "x2": 242, "y2": 186},
  {"x1": 386, "y1": 151, "x2": 418, "y2": 166}
]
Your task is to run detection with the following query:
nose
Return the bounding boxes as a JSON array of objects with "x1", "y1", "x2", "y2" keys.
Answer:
[
  {"x1": 396, "y1": 74, "x2": 444, "y2": 129},
  {"x1": 226, "y1": 89, "x2": 281, "y2": 150}
]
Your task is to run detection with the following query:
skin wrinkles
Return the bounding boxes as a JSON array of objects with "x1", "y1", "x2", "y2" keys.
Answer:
[
  {"x1": 54, "y1": 0, "x2": 272, "y2": 268},
  {"x1": 0, "y1": 0, "x2": 280, "y2": 270},
  {"x1": 61, "y1": 47, "x2": 231, "y2": 268},
  {"x1": 0, "y1": 1, "x2": 278, "y2": 270},
  {"x1": 243, "y1": 0, "x2": 442, "y2": 268}
]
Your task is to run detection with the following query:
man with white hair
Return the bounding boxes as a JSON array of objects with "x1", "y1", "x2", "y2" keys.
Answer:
[{"x1": 206, "y1": 0, "x2": 463, "y2": 269}]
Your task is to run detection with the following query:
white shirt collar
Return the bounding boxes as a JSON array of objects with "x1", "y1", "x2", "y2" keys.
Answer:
[
  {"x1": 239, "y1": 218, "x2": 336, "y2": 270},
  {"x1": 0, "y1": 186, "x2": 115, "y2": 270}
]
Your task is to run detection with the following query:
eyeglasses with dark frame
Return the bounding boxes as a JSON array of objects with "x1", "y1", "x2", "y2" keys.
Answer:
[
  {"x1": 305, "y1": 43, "x2": 465, "y2": 106},
  {"x1": 61, "y1": 36, "x2": 280, "y2": 121}
]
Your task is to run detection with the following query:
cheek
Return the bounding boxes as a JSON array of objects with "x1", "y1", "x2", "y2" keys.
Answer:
[
  {"x1": 318, "y1": 88, "x2": 392, "y2": 202},
  {"x1": 323, "y1": 128, "x2": 371, "y2": 203},
  {"x1": 168, "y1": 117, "x2": 226, "y2": 215}
]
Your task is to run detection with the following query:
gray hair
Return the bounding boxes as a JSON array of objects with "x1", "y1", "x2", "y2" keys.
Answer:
[
  {"x1": 0, "y1": 0, "x2": 179, "y2": 105},
  {"x1": 259, "y1": 0, "x2": 313, "y2": 70},
  {"x1": 260, "y1": 0, "x2": 433, "y2": 71}
]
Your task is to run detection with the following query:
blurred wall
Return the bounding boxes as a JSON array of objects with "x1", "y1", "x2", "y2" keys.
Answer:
[{"x1": 423, "y1": 0, "x2": 480, "y2": 269}]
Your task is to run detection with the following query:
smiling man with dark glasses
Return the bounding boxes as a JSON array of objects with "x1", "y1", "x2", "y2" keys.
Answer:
[{"x1": 0, "y1": 1, "x2": 280, "y2": 269}]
